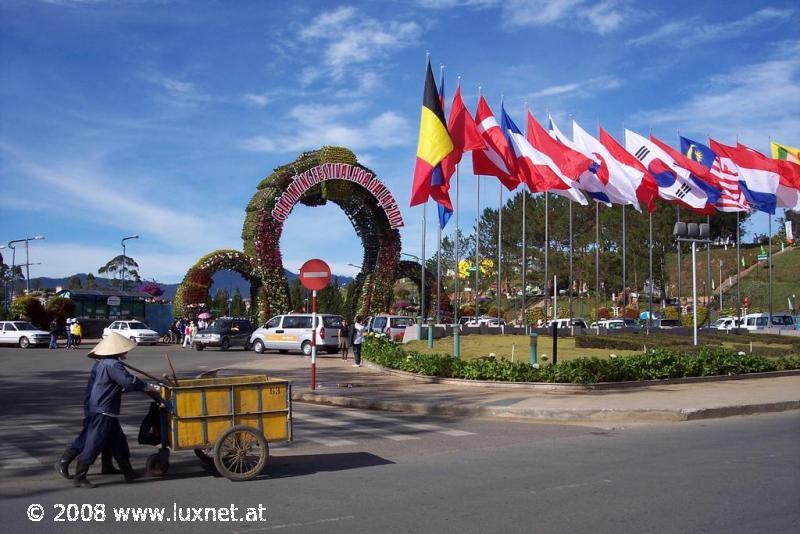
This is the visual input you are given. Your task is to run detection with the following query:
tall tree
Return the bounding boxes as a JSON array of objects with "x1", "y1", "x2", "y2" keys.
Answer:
[
  {"x1": 231, "y1": 288, "x2": 246, "y2": 317},
  {"x1": 68, "y1": 276, "x2": 82, "y2": 289},
  {"x1": 98, "y1": 255, "x2": 141, "y2": 290}
]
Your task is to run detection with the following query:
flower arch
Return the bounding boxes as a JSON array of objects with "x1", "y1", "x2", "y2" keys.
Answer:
[
  {"x1": 175, "y1": 147, "x2": 406, "y2": 322},
  {"x1": 173, "y1": 250, "x2": 261, "y2": 317}
]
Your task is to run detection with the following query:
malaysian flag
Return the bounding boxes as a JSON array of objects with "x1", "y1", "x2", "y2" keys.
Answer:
[{"x1": 681, "y1": 137, "x2": 748, "y2": 212}]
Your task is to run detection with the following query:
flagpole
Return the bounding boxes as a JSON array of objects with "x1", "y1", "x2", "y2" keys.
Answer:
[
  {"x1": 676, "y1": 205, "x2": 681, "y2": 310},
  {"x1": 544, "y1": 192, "x2": 549, "y2": 322},
  {"x1": 569, "y1": 200, "x2": 574, "y2": 319},
  {"x1": 736, "y1": 211, "x2": 741, "y2": 321},
  {"x1": 422, "y1": 202, "x2": 427, "y2": 322},
  {"x1": 648, "y1": 211, "x2": 653, "y2": 331},
  {"x1": 437, "y1": 216, "x2": 442, "y2": 324},
  {"x1": 521, "y1": 189, "x2": 527, "y2": 329},
  {"x1": 706, "y1": 214, "x2": 711, "y2": 320},
  {"x1": 475, "y1": 174, "x2": 480, "y2": 318},
  {"x1": 454, "y1": 164, "x2": 460, "y2": 324},
  {"x1": 497, "y1": 184, "x2": 502, "y2": 321},
  {"x1": 595, "y1": 200, "x2": 600, "y2": 328},
  {"x1": 768, "y1": 213, "x2": 773, "y2": 320},
  {"x1": 622, "y1": 203, "x2": 627, "y2": 313}
]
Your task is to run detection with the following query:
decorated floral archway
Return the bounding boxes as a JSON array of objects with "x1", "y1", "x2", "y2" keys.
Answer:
[{"x1": 175, "y1": 147, "x2": 406, "y2": 322}]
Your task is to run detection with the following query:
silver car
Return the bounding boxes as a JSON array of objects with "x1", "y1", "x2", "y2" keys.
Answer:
[{"x1": 249, "y1": 314, "x2": 343, "y2": 355}]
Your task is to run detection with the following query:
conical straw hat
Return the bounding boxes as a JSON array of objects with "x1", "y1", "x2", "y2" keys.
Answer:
[{"x1": 88, "y1": 331, "x2": 137, "y2": 358}]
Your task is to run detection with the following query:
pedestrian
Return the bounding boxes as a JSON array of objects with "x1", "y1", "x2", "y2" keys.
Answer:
[
  {"x1": 190, "y1": 321, "x2": 198, "y2": 341},
  {"x1": 178, "y1": 318, "x2": 186, "y2": 343},
  {"x1": 70, "y1": 320, "x2": 81, "y2": 349},
  {"x1": 351, "y1": 315, "x2": 365, "y2": 367},
  {"x1": 65, "y1": 319, "x2": 74, "y2": 349},
  {"x1": 49, "y1": 317, "x2": 59, "y2": 349},
  {"x1": 182, "y1": 321, "x2": 192, "y2": 348},
  {"x1": 339, "y1": 319, "x2": 350, "y2": 360},
  {"x1": 60, "y1": 333, "x2": 160, "y2": 488}
]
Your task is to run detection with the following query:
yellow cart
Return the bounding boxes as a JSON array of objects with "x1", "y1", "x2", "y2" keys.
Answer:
[{"x1": 146, "y1": 374, "x2": 292, "y2": 481}]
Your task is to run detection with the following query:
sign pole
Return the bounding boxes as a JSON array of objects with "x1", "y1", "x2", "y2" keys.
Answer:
[
  {"x1": 311, "y1": 289, "x2": 317, "y2": 390},
  {"x1": 299, "y1": 259, "x2": 331, "y2": 392}
]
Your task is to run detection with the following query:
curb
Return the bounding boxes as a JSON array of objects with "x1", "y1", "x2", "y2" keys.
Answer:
[
  {"x1": 292, "y1": 392, "x2": 800, "y2": 423},
  {"x1": 361, "y1": 361, "x2": 800, "y2": 390}
]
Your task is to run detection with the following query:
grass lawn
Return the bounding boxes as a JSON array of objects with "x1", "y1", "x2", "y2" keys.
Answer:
[
  {"x1": 405, "y1": 331, "x2": 800, "y2": 362},
  {"x1": 404, "y1": 335, "x2": 642, "y2": 362}
]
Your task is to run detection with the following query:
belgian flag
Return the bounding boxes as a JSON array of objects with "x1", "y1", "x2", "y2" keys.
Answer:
[{"x1": 410, "y1": 59, "x2": 453, "y2": 207}]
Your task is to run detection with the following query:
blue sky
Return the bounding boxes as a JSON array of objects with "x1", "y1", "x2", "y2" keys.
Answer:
[{"x1": 1, "y1": 0, "x2": 798, "y2": 283}]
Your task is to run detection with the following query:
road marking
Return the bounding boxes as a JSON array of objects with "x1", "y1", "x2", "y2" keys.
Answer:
[
  {"x1": 233, "y1": 514, "x2": 354, "y2": 533},
  {"x1": 0, "y1": 441, "x2": 44, "y2": 469},
  {"x1": 293, "y1": 412, "x2": 419, "y2": 441},
  {"x1": 297, "y1": 429, "x2": 357, "y2": 447},
  {"x1": 29, "y1": 424, "x2": 75, "y2": 443},
  {"x1": 329, "y1": 408, "x2": 476, "y2": 437},
  {"x1": 530, "y1": 479, "x2": 613, "y2": 494}
]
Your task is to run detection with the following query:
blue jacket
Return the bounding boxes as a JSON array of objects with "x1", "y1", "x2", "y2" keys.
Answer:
[{"x1": 84, "y1": 358, "x2": 146, "y2": 416}]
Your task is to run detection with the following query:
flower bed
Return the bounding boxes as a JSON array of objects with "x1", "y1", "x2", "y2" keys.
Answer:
[{"x1": 362, "y1": 336, "x2": 800, "y2": 385}]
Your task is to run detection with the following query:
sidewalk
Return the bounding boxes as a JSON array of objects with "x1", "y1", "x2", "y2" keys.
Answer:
[{"x1": 223, "y1": 353, "x2": 800, "y2": 423}]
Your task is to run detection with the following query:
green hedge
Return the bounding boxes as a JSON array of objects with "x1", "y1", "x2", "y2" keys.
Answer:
[
  {"x1": 362, "y1": 336, "x2": 800, "y2": 385},
  {"x1": 575, "y1": 332, "x2": 800, "y2": 356}
]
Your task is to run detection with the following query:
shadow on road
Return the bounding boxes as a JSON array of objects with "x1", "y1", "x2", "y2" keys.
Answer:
[{"x1": 263, "y1": 452, "x2": 393, "y2": 479}]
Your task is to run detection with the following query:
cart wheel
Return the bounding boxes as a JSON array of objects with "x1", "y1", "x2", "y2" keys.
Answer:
[
  {"x1": 194, "y1": 446, "x2": 215, "y2": 466},
  {"x1": 213, "y1": 425, "x2": 268, "y2": 481},
  {"x1": 146, "y1": 449, "x2": 170, "y2": 477}
]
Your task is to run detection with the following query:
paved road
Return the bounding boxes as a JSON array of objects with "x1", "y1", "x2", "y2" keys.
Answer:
[{"x1": 1, "y1": 345, "x2": 798, "y2": 533}]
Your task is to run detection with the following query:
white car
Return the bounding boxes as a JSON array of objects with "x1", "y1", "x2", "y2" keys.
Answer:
[
  {"x1": 589, "y1": 319, "x2": 625, "y2": 330},
  {"x1": 249, "y1": 314, "x2": 343, "y2": 355},
  {"x1": 710, "y1": 316, "x2": 739, "y2": 331},
  {"x1": 103, "y1": 320, "x2": 159, "y2": 345},
  {"x1": 0, "y1": 321, "x2": 51, "y2": 348},
  {"x1": 740, "y1": 313, "x2": 796, "y2": 331}
]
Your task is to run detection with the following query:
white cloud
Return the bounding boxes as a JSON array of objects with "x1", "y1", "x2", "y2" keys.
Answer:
[
  {"x1": 528, "y1": 75, "x2": 622, "y2": 100},
  {"x1": 146, "y1": 74, "x2": 210, "y2": 104},
  {"x1": 502, "y1": 0, "x2": 628, "y2": 35},
  {"x1": 26, "y1": 243, "x2": 204, "y2": 283},
  {"x1": 0, "y1": 145, "x2": 243, "y2": 255},
  {"x1": 629, "y1": 41, "x2": 800, "y2": 151},
  {"x1": 238, "y1": 102, "x2": 413, "y2": 154},
  {"x1": 299, "y1": 7, "x2": 421, "y2": 79},
  {"x1": 627, "y1": 7, "x2": 795, "y2": 47},
  {"x1": 243, "y1": 92, "x2": 271, "y2": 108}
]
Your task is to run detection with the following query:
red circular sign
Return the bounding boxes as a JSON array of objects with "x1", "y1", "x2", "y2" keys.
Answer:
[{"x1": 299, "y1": 259, "x2": 332, "y2": 291}]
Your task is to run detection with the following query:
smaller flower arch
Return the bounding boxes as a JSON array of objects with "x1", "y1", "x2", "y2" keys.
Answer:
[{"x1": 174, "y1": 250, "x2": 262, "y2": 317}]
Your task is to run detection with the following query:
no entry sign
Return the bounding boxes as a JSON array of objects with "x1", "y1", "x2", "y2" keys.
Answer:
[{"x1": 299, "y1": 259, "x2": 331, "y2": 291}]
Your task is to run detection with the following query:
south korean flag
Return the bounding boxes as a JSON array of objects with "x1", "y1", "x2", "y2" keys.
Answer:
[{"x1": 624, "y1": 129, "x2": 708, "y2": 210}]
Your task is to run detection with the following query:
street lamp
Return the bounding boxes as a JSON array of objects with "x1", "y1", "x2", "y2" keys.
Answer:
[
  {"x1": 8, "y1": 235, "x2": 45, "y2": 296},
  {"x1": 402, "y1": 252, "x2": 425, "y2": 336},
  {"x1": 673, "y1": 222, "x2": 711, "y2": 346},
  {"x1": 121, "y1": 235, "x2": 139, "y2": 291}
]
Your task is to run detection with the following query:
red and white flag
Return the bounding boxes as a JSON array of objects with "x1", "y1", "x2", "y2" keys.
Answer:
[
  {"x1": 472, "y1": 96, "x2": 520, "y2": 191},
  {"x1": 441, "y1": 84, "x2": 485, "y2": 182}
]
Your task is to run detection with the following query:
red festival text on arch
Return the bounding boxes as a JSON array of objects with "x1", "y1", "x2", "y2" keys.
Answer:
[{"x1": 271, "y1": 163, "x2": 404, "y2": 229}]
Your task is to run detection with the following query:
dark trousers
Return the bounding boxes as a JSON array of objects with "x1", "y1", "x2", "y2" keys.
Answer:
[
  {"x1": 352, "y1": 343, "x2": 362, "y2": 365},
  {"x1": 76, "y1": 414, "x2": 130, "y2": 466}
]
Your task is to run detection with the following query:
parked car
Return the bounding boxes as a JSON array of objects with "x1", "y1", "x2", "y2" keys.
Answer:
[
  {"x1": 651, "y1": 318, "x2": 682, "y2": 329},
  {"x1": 102, "y1": 320, "x2": 160, "y2": 345},
  {"x1": 193, "y1": 318, "x2": 255, "y2": 351},
  {"x1": 740, "y1": 313, "x2": 796, "y2": 331},
  {"x1": 623, "y1": 318, "x2": 642, "y2": 332},
  {"x1": 710, "y1": 316, "x2": 740, "y2": 331},
  {"x1": 546, "y1": 318, "x2": 588, "y2": 329},
  {"x1": 0, "y1": 321, "x2": 50, "y2": 348},
  {"x1": 369, "y1": 315, "x2": 416, "y2": 341},
  {"x1": 589, "y1": 319, "x2": 625, "y2": 330},
  {"x1": 249, "y1": 314, "x2": 342, "y2": 355}
]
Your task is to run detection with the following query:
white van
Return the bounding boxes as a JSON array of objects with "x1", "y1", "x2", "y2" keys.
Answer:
[
  {"x1": 249, "y1": 314, "x2": 343, "y2": 355},
  {"x1": 741, "y1": 313, "x2": 796, "y2": 331}
]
